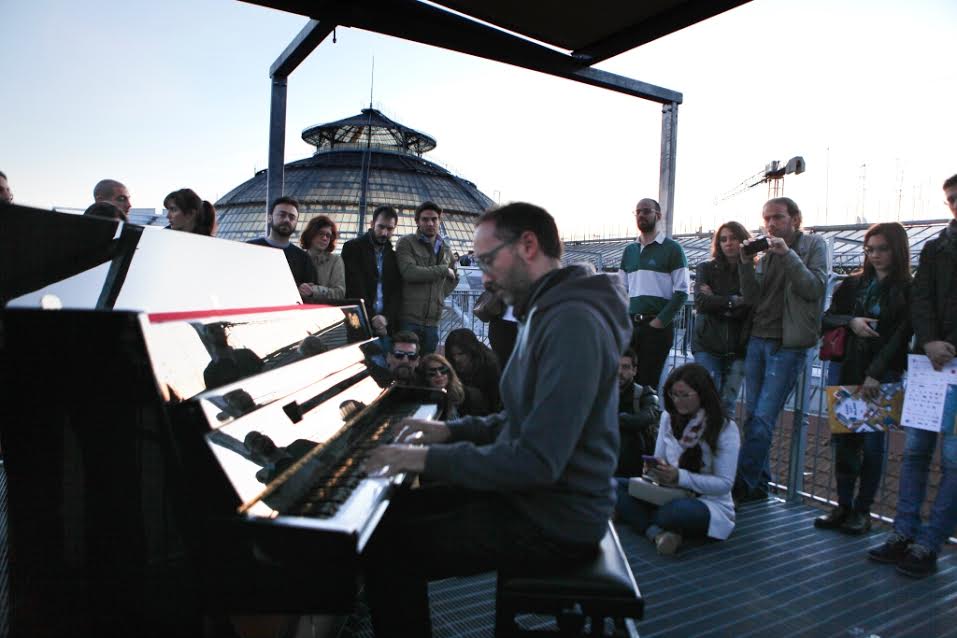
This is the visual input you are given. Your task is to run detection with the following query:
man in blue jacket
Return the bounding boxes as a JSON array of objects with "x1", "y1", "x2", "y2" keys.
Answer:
[{"x1": 362, "y1": 202, "x2": 631, "y2": 637}]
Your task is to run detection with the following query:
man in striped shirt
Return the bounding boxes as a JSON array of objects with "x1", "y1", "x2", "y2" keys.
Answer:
[{"x1": 619, "y1": 198, "x2": 690, "y2": 388}]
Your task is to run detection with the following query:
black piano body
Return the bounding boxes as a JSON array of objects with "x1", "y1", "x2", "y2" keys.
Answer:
[{"x1": 0, "y1": 205, "x2": 445, "y2": 636}]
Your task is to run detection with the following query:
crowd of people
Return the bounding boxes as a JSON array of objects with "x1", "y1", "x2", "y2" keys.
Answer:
[{"x1": 4, "y1": 168, "x2": 955, "y2": 636}]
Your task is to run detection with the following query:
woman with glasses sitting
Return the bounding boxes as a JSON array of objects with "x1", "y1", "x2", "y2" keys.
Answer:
[
  {"x1": 299, "y1": 215, "x2": 345, "y2": 302},
  {"x1": 815, "y1": 222, "x2": 912, "y2": 535},
  {"x1": 419, "y1": 353, "x2": 467, "y2": 419},
  {"x1": 616, "y1": 363, "x2": 741, "y2": 555}
]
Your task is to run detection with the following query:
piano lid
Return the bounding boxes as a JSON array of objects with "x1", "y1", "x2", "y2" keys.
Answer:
[
  {"x1": 3, "y1": 204, "x2": 302, "y2": 312},
  {"x1": 143, "y1": 302, "x2": 378, "y2": 406}
]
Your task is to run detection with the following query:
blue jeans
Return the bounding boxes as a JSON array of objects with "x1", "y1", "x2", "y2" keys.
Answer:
[
  {"x1": 894, "y1": 427, "x2": 957, "y2": 554},
  {"x1": 826, "y1": 362, "x2": 892, "y2": 512},
  {"x1": 694, "y1": 352, "x2": 745, "y2": 418},
  {"x1": 399, "y1": 321, "x2": 439, "y2": 355},
  {"x1": 736, "y1": 337, "x2": 811, "y2": 494},
  {"x1": 615, "y1": 478, "x2": 711, "y2": 538}
]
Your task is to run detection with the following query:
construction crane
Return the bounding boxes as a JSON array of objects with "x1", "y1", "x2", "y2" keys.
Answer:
[{"x1": 715, "y1": 156, "x2": 806, "y2": 204}]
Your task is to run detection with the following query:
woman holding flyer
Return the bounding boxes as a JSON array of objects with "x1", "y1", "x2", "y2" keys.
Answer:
[{"x1": 816, "y1": 222, "x2": 912, "y2": 534}]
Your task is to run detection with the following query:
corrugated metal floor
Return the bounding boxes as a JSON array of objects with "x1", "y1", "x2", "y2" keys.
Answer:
[
  {"x1": 0, "y1": 464, "x2": 953, "y2": 638},
  {"x1": 342, "y1": 498, "x2": 957, "y2": 638}
]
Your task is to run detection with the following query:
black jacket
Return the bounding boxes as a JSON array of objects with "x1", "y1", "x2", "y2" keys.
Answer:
[
  {"x1": 340, "y1": 231, "x2": 402, "y2": 329},
  {"x1": 822, "y1": 274, "x2": 912, "y2": 384},
  {"x1": 615, "y1": 382, "x2": 661, "y2": 478},
  {"x1": 246, "y1": 238, "x2": 317, "y2": 286},
  {"x1": 912, "y1": 222, "x2": 957, "y2": 351},
  {"x1": 692, "y1": 259, "x2": 751, "y2": 357}
]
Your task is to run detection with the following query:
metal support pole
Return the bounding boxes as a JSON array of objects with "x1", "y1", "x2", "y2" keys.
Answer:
[
  {"x1": 787, "y1": 357, "x2": 811, "y2": 503},
  {"x1": 659, "y1": 102, "x2": 678, "y2": 238},
  {"x1": 266, "y1": 76, "x2": 288, "y2": 234}
]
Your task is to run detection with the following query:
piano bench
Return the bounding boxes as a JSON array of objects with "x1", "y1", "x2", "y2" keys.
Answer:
[{"x1": 494, "y1": 522, "x2": 643, "y2": 637}]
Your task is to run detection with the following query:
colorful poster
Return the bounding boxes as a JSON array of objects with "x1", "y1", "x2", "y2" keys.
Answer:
[
  {"x1": 827, "y1": 383, "x2": 904, "y2": 433},
  {"x1": 901, "y1": 355, "x2": 957, "y2": 432}
]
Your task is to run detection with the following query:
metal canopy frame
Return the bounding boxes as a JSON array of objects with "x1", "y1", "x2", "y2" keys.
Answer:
[{"x1": 257, "y1": 0, "x2": 725, "y2": 238}]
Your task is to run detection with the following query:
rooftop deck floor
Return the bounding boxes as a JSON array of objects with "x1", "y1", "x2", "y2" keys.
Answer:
[
  {"x1": 342, "y1": 499, "x2": 956, "y2": 638},
  {"x1": 1, "y1": 465, "x2": 953, "y2": 638}
]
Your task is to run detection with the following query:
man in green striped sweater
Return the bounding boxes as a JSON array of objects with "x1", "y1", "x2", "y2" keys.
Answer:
[{"x1": 619, "y1": 198, "x2": 690, "y2": 388}]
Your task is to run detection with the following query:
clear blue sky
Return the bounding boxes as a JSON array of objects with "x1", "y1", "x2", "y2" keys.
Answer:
[{"x1": 1, "y1": 0, "x2": 954, "y2": 238}]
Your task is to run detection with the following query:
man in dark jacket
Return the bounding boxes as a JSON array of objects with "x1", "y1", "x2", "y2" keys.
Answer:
[
  {"x1": 361, "y1": 202, "x2": 631, "y2": 637},
  {"x1": 246, "y1": 196, "x2": 317, "y2": 291},
  {"x1": 616, "y1": 348, "x2": 661, "y2": 477},
  {"x1": 340, "y1": 205, "x2": 402, "y2": 330},
  {"x1": 869, "y1": 173, "x2": 957, "y2": 578}
]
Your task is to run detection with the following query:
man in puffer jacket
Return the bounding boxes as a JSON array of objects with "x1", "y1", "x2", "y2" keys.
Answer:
[{"x1": 362, "y1": 202, "x2": 631, "y2": 638}]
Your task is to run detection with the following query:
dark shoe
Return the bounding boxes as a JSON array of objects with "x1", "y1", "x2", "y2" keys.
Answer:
[
  {"x1": 840, "y1": 510, "x2": 872, "y2": 535},
  {"x1": 896, "y1": 543, "x2": 937, "y2": 578},
  {"x1": 867, "y1": 532, "x2": 912, "y2": 564},
  {"x1": 814, "y1": 505, "x2": 850, "y2": 530}
]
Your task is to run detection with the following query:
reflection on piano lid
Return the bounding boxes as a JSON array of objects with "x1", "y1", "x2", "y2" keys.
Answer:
[
  {"x1": 143, "y1": 303, "x2": 373, "y2": 405},
  {"x1": 2, "y1": 203, "x2": 301, "y2": 312}
]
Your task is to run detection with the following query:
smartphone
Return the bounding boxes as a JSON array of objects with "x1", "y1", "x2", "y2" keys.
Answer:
[
  {"x1": 742, "y1": 237, "x2": 770, "y2": 256},
  {"x1": 642, "y1": 454, "x2": 659, "y2": 464}
]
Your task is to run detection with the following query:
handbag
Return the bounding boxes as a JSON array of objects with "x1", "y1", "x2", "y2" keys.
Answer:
[
  {"x1": 819, "y1": 326, "x2": 847, "y2": 361},
  {"x1": 472, "y1": 290, "x2": 504, "y2": 322},
  {"x1": 627, "y1": 476, "x2": 693, "y2": 506}
]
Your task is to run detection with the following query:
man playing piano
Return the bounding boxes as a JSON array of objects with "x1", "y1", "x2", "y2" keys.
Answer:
[{"x1": 363, "y1": 202, "x2": 631, "y2": 637}]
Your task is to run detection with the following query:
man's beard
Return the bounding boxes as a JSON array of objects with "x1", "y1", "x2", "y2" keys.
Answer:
[
  {"x1": 393, "y1": 364, "x2": 414, "y2": 380},
  {"x1": 274, "y1": 222, "x2": 293, "y2": 238},
  {"x1": 373, "y1": 233, "x2": 389, "y2": 245},
  {"x1": 637, "y1": 218, "x2": 657, "y2": 233},
  {"x1": 492, "y1": 261, "x2": 532, "y2": 307}
]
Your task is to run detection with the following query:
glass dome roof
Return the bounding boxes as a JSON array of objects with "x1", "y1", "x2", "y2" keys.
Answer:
[{"x1": 215, "y1": 109, "x2": 494, "y2": 253}]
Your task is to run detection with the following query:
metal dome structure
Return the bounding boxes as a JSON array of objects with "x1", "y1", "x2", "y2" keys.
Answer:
[{"x1": 215, "y1": 108, "x2": 495, "y2": 252}]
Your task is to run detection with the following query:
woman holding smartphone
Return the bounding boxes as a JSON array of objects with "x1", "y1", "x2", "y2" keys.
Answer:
[
  {"x1": 815, "y1": 222, "x2": 912, "y2": 534},
  {"x1": 615, "y1": 363, "x2": 740, "y2": 555}
]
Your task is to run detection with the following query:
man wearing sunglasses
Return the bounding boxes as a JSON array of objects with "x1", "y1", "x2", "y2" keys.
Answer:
[
  {"x1": 362, "y1": 202, "x2": 631, "y2": 637},
  {"x1": 385, "y1": 331, "x2": 422, "y2": 385}
]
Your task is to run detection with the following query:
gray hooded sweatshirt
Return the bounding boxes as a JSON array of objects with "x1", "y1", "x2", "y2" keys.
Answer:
[{"x1": 425, "y1": 264, "x2": 631, "y2": 544}]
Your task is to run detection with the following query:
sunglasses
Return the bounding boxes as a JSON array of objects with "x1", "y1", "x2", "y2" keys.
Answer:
[
  {"x1": 391, "y1": 351, "x2": 419, "y2": 361},
  {"x1": 425, "y1": 366, "x2": 450, "y2": 377}
]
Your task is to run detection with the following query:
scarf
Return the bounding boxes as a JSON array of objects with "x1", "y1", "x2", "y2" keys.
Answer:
[{"x1": 677, "y1": 409, "x2": 707, "y2": 449}]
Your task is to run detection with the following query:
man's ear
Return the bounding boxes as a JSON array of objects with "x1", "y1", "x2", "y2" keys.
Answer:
[{"x1": 516, "y1": 230, "x2": 540, "y2": 260}]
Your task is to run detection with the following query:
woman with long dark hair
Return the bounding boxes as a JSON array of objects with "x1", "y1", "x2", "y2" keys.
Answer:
[
  {"x1": 164, "y1": 188, "x2": 217, "y2": 236},
  {"x1": 693, "y1": 220, "x2": 752, "y2": 417},
  {"x1": 299, "y1": 215, "x2": 345, "y2": 301},
  {"x1": 815, "y1": 222, "x2": 912, "y2": 534},
  {"x1": 615, "y1": 363, "x2": 740, "y2": 555},
  {"x1": 443, "y1": 328, "x2": 501, "y2": 415}
]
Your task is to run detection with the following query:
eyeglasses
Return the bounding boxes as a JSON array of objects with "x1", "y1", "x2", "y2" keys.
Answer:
[
  {"x1": 635, "y1": 207, "x2": 658, "y2": 217},
  {"x1": 863, "y1": 245, "x2": 890, "y2": 255},
  {"x1": 390, "y1": 351, "x2": 419, "y2": 361},
  {"x1": 316, "y1": 230, "x2": 333, "y2": 239},
  {"x1": 475, "y1": 237, "x2": 519, "y2": 274},
  {"x1": 425, "y1": 366, "x2": 450, "y2": 377},
  {"x1": 669, "y1": 389, "x2": 698, "y2": 400}
]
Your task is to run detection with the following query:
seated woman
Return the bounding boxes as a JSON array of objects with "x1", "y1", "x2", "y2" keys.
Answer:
[
  {"x1": 444, "y1": 328, "x2": 502, "y2": 415},
  {"x1": 419, "y1": 353, "x2": 466, "y2": 420},
  {"x1": 164, "y1": 188, "x2": 217, "y2": 236},
  {"x1": 298, "y1": 215, "x2": 345, "y2": 301},
  {"x1": 615, "y1": 363, "x2": 741, "y2": 556}
]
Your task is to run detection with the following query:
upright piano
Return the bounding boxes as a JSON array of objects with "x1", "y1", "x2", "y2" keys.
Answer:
[{"x1": 0, "y1": 204, "x2": 445, "y2": 636}]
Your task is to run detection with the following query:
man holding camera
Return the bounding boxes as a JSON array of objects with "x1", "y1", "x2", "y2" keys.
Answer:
[{"x1": 734, "y1": 197, "x2": 827, "y2": 503}]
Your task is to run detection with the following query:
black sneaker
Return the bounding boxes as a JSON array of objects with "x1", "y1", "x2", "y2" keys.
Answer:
[
  {"x1": 814, "y1": 505, "x2": 849, "y2": 530},
  {"x1": 867, "y1": 532, "x2": 911, "y2": 564},
  {"x1": 896, "y1": 543, "x2": 937, "y2": 578},
  {"x1": 839, "y1": 510, "x2": 872, "y2": 535}
]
